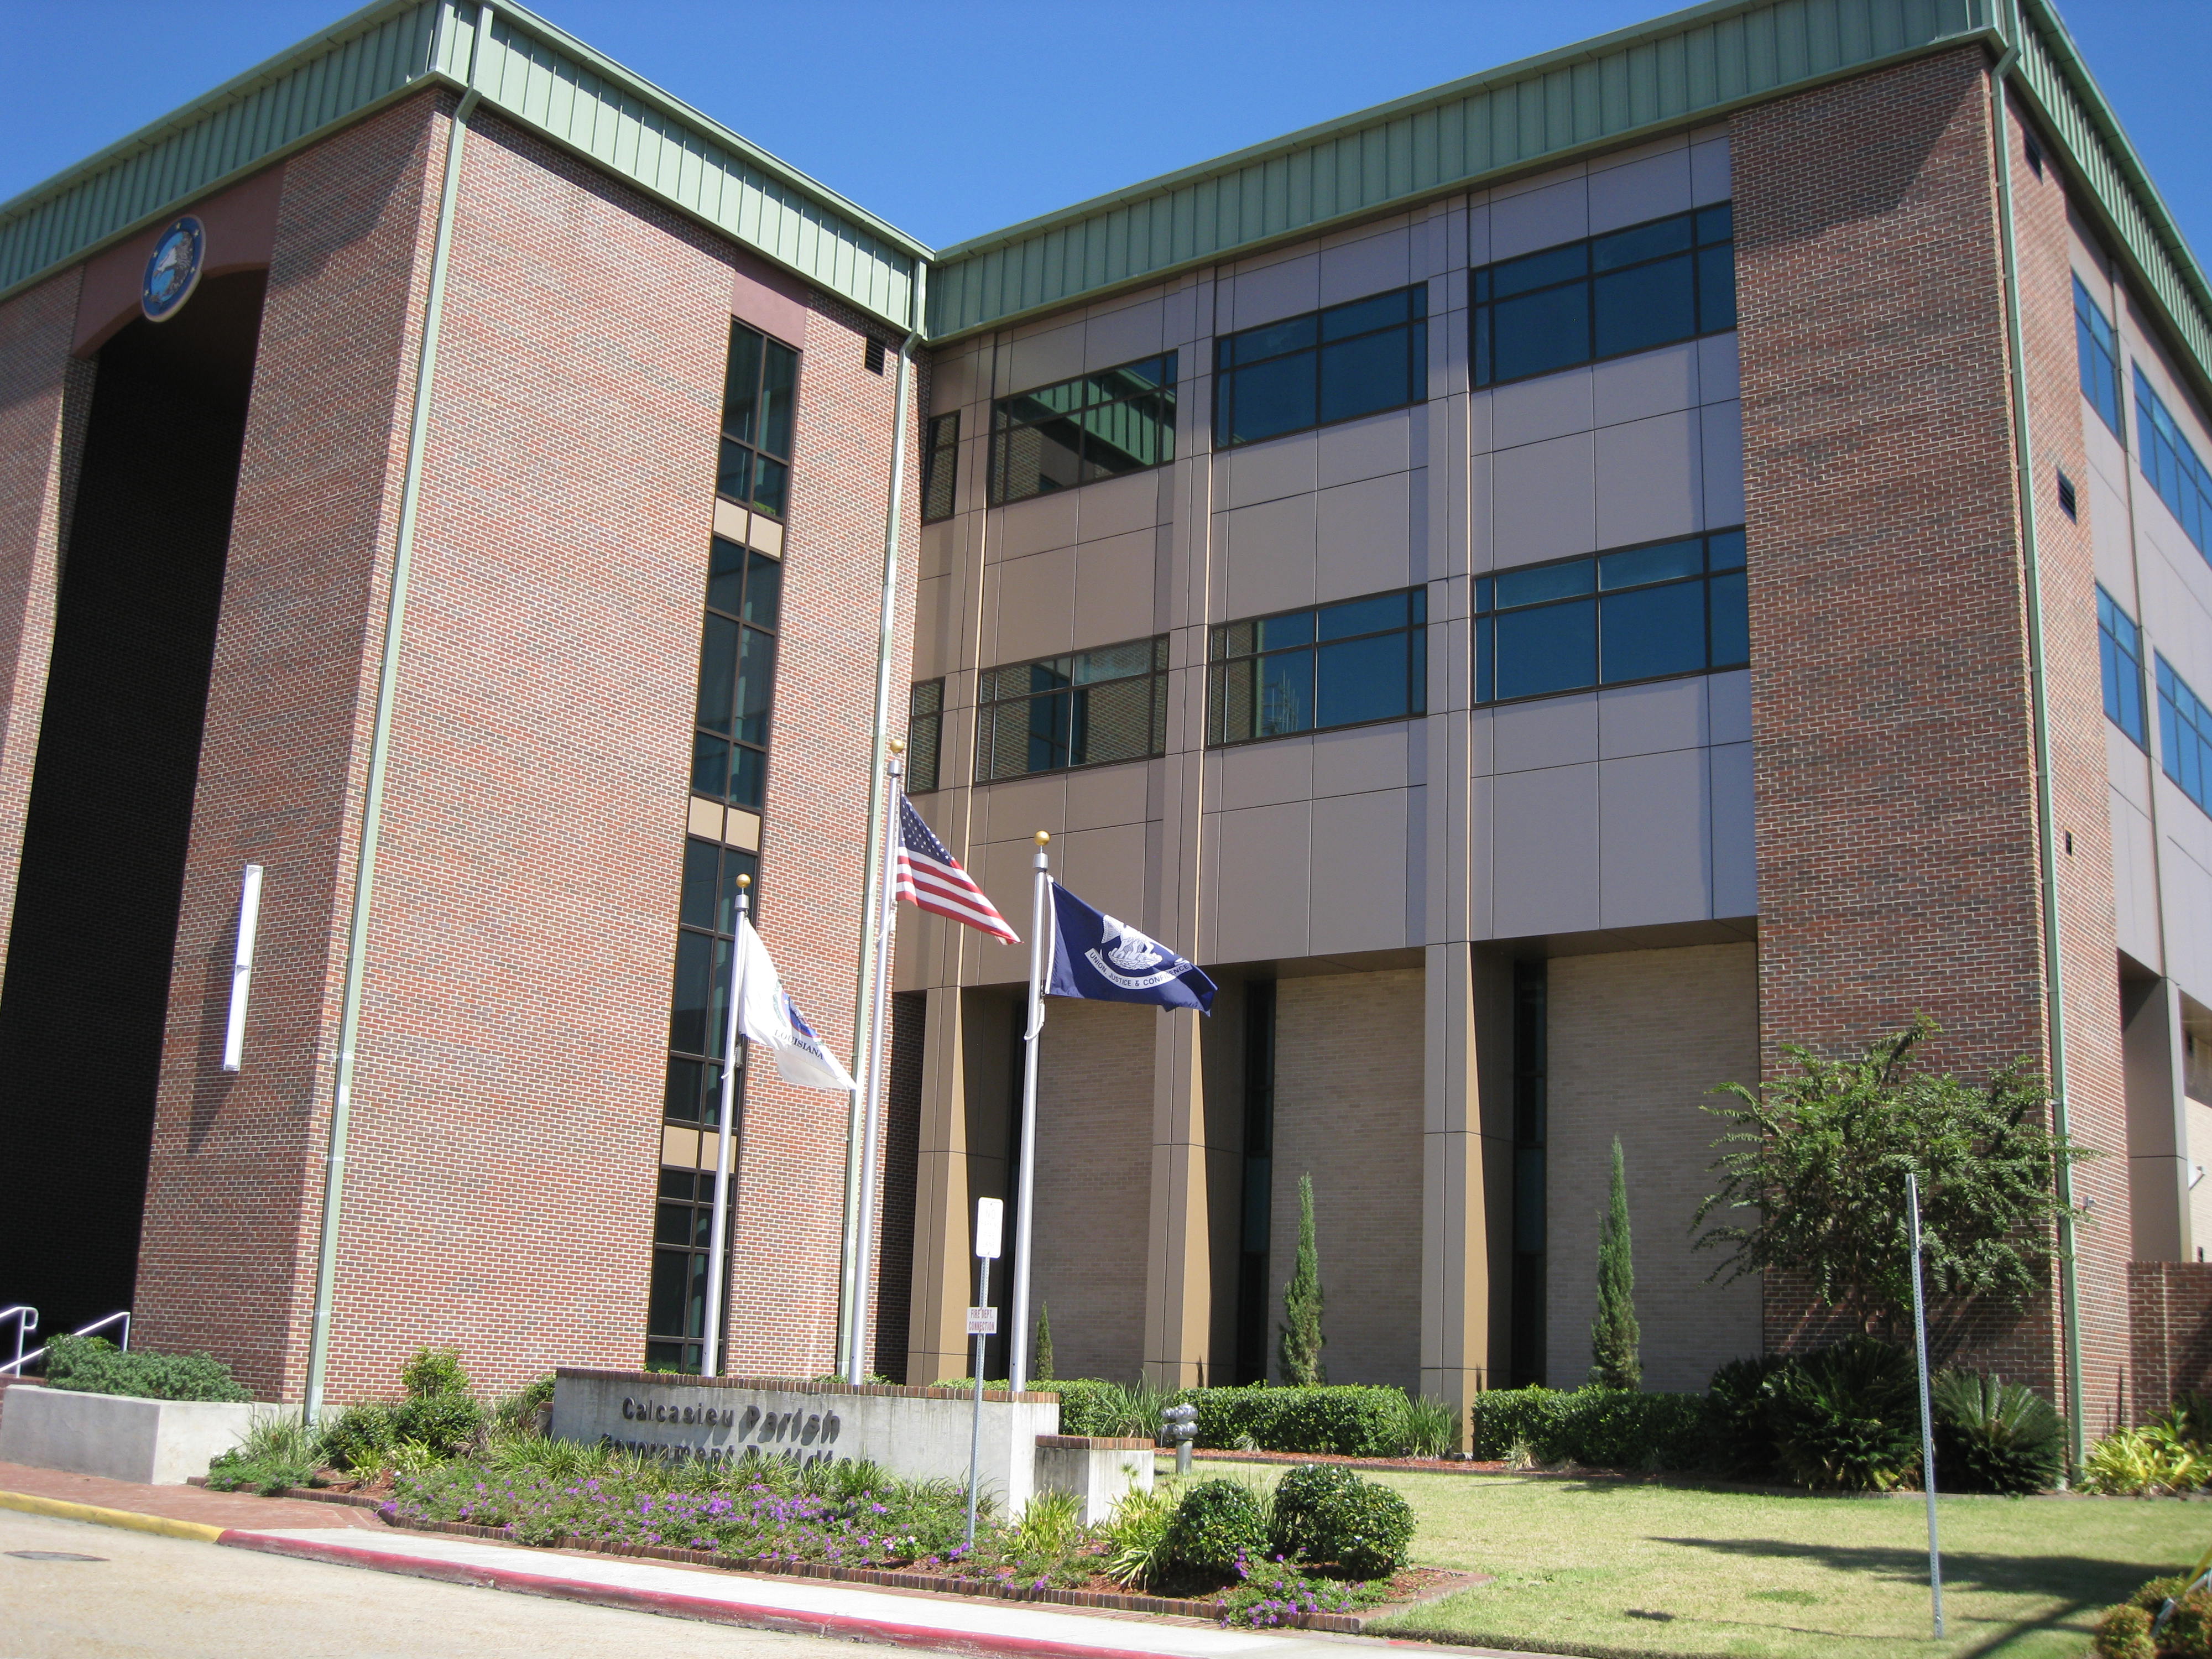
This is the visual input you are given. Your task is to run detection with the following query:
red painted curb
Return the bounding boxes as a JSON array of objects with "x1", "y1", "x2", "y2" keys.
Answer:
[{"x1": 212, "y1": 1530, "x2": 1207, "y2": 1659}]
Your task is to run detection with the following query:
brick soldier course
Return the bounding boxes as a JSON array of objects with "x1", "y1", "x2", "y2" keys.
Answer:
[{"x1": 1, "y1": 0, "x2": 2209, "y2": 1451}]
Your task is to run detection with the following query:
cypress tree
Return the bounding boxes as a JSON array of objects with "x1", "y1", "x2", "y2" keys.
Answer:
[
  {"x1": 1589, "y1": 1136, "x2": 1642, "y2": 1390},
  {"x1": 1034, "y1": 1302, "x2": 1054, "y2": 1382},
  {"x1": 1278, "y1": 1172, "x2": 1327, "y2": 1385}
]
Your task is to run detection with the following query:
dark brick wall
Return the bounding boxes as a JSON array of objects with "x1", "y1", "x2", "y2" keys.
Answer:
[
  {"x1": 1734, "y1": 49, "x2": 2086, "y2": 1403},
  {"x1": 2131, "y1": 1261, "x2": 2212, "y2": 1426}
]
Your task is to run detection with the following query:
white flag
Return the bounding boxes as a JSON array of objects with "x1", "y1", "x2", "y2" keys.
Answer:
[{"x1": 734, "y1": 916, "x2": 857, "y2": 1093}]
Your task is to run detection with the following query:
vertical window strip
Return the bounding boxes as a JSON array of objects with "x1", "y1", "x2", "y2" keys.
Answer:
[
  {"x1": 972, "y1": 636, "x2": 1170, "y2": 781},
  {"x1": 1472, "y1": 528, "x2": 1747, "y2": 705},
  {"x1": 1509, "y1": 961, "x2": 1547, "y2": 1389},
  {"x1": 2098, "y1": 585, "x2": 2147, "y2": 750},
  {"x1": 717, "y1": 322, "x2": 801, "y2": 519},
  {"x1": 689, "y1": 536, "x2": 782, "y2": 812},
  {"x1": 906, "y1": 678, "x2": 945, "y2": 792},
  {"x1": 1213, "y1": 285, "x2": 1428, "y2": 450},
  {"x1": 2158, "y1": 655, "x2": 2212, "y2": 815},
  {"x1": 1472, "y1": 204, "x2": 1734, "y2": 390},
  {"x1": 921, "y1": 411, "x2": 958, "y2": 523},
  {"x1": 2134, "y1": 366, "x2": 2212, "y2": 562},
  {"x1": 2074, "y1": 278, "x2": 2124, "y2": 441},
  {"x1": 649, "y1": 837, "x2": 759, "y2": 1374},
  {"x1": 1206, "y1": 587, "x2": 1427, "y2": 745}
]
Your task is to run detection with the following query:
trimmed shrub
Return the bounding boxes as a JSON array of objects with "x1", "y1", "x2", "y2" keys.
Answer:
[
  {"x1": 1931, "y1": 1371, "x2": 2063, "y2": 1495},
  {"x1": 1269, "y1": 1463, "x2": 1363, "y2": 1560},
  {"x1": 1705, "y1": 1355, "x2": 1789, "y2": 1477},
  {"x1": 41, "y1": 1334, "x2": 251, "y2": 1403},
  {"x1": 1269, "y1": 1464, "x2": 1414, "y2": 1577},
  {"x1": 1465, "y1": 1385, "x2": 1707, "y2": 1470},
  {"x1": 392, "y1": 1389, "x2": 487, "y2": 1458},
  {"x1": 1162, "y1": 1479, "x2": 1268, "y2": 1579},
  {"x1": 1184, "y1": 1385, "x2": 1408, "y2": 1456},
  {"x1": 1329, "y1": 1481, "x2": 1415, "y2": 1577},
  {"x1": 1766, "y1": 1336, "x2": 1917, "y2": 1492},
  {"x1": 2093, "y1": 1575, "x2": 2208, "y2": 1659}
]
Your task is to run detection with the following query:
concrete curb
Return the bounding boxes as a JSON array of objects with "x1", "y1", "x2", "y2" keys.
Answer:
[
  {"x1": 0, "y1": 1488, "x2": 227, "y2": 1543},
  {"x1": 216, "y1": 1530, "x2": 1196, "y2": 1659}
]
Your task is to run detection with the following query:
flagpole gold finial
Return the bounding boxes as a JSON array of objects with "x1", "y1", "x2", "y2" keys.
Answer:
[
  {"x1": 1035, "y1": 830, "x2": 1050, "y2": 846},
  {"x1": 889, "y1": 737, "x2": 906, "y2": 754},
  {"x1": 735, "y1": 873, "x2": 751, "y2": 888}
]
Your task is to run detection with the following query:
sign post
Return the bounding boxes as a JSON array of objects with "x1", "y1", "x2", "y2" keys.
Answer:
[{"x1": 967, "y1": 1197, "x2": 1003, "y2": 1548}]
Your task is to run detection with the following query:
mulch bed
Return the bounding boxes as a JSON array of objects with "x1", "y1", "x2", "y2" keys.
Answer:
[{"x1": 197, "y1": 1478, "x2": 1481, "y2": 1631}]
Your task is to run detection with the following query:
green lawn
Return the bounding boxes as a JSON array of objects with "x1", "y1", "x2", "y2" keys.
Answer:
[{"x1": 1187, "y1": 1458, "x2": 2201, "y2": 1658}]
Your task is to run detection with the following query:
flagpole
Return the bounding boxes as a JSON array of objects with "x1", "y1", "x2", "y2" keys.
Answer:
[
  {"x1": 1007, "y1": 831, "x2": 1050, "y2": 1392},
  {"x1": 847, "y1": 743, "x2": 906, "y2": 1383},
  {"x1": 701, "y1": 873, "x2": 751, "y2": 1378}
]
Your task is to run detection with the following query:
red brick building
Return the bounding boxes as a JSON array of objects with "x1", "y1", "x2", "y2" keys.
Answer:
[{"x1": 2, "y1": 0, "x2": 2208, "y2": 1454}]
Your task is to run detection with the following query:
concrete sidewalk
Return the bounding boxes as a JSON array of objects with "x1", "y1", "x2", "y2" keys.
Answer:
[{"x1": 0, "y1": 1472, "x2": 1543, "y2": 1659}]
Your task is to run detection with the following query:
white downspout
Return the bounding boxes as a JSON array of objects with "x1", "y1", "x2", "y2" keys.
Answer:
[
  {"x1": 839, "y1": 262, "x2": 927, "y2": 1377},
  {"x1": 1989, "y1": 1, "x2": 2086, "y2": 1467},
  {"x1": 302, "y1": 0, "x2": 491, "y2": 1419}
]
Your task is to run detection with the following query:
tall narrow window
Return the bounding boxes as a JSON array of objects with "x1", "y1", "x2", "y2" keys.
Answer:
[
  {"x1": 906, "y1": 678, "x2": 945, "y2": 792},
  {"x1": 690, "y1": 536, "x2": 782, "y2": 812},
  {"x1": 1473, "y1": 205, "x2": 1734, "y2": 388},
  {"x1": 2074, "y1": 279, "x2": 2124, "y2": 441},
  {"x1": 921, "y1": 411, "x2": 959, "y2": 523},
  {"x1": 2099, "y1": 586, "x2": 2147, "y2": 749},
  {"x1": 2159, "y1": 655, "x2": 2212, "y2": 815},
  {"x1": 1208, "y1": 588, "x2": 1426, "y2": 745},
  {"x1": 649, "y1": 838, "x2": 758, "y2": 1373},
  {"x1": 2135, "y1": 367, "x2": 2212, "y2": 561},
  {"x1": 1233, "y1": 982, "x2": 1276, "y2": 1386},
  {"x1": 1214, "y1": 286, "x2": 1428, "y2": 449},
  {"x1": 990, "y1": 354, "x2": 1176, "y2": 505},
  {"x1": 717, "y1": 322, "x2": 799, "y2": 519},
  {"x1": 1474, "y1": 528, "x2": 1747, "y2": 704},
  {"x1": 974, "y1": 637, "x2": 1169, "y2": 781},
  {"x1": 1509, "y1": 961, "x2": 1547, "y2": 1389}
]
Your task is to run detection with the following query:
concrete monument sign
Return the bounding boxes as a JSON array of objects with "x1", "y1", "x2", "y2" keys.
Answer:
[{"x1": 551, "y1": 1370, "x2": 1060, "y2": 1511}]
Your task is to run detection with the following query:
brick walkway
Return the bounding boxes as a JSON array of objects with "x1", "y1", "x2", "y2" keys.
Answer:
[{"x1": 0, "y1": 1460, "x2": 387, "y2": 1530}]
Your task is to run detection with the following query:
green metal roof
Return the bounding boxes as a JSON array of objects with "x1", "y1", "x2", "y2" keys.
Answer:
[
  {"x1": 0, "y1": 0, "x2": 927, "y2": 327},
  {"x1": 1, "y1": 0, "x2": 2206, "y2": 404},
  {"x1": 926, "y1": 0, "x2": 1998, "y2": 337}
]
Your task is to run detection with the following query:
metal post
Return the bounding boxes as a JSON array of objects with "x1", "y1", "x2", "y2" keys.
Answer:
[
  {"x1": 847, "y1": 745, "x2": 905, "y2": 1383},
  {"x1": 967, "y1": 1196, "x2": 1002, "y2": 1550},
  {"x1": 1908, "y1": 1173, "x2": 1944, "y2": 1641},
  {"x1": 1006, "y1": 833, "x2": 1050, "y2": 1392},
  {"x1": 701, "y1": 874, "x2": 751, "y2": 1377}
]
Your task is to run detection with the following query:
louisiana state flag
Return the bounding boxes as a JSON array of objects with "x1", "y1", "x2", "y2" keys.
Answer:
[{"x1": 1044, "y1": 881, "x2": 1216, "y2": 1015}]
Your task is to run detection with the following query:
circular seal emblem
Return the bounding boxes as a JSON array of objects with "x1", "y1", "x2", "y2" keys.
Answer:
[{"x1": 140, "y1": 216, "x2": 206, "y2": 322}]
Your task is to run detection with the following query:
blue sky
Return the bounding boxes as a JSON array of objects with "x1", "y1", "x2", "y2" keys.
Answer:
[{"x1": 2, "y1": 1, "x2": 2206, "y2": 259}]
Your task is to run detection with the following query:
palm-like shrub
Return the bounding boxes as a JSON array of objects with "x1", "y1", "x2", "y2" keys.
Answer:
[
  {"x1": 1764, "y1": 1337, "x2": 1917, "y2": 1491},
  {"x1": 1931, "y1": 1371, "x2": 2063, "y2": 1495},
  {"x1": 1706, "y1": 1355, "x2": 1789, "y2": 1477}
]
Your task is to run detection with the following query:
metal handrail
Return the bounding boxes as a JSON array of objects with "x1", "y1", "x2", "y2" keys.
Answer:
[
  {"x1": 0, "y1": 1307, "x2": 33, "y2": 1375},
  {"x1": 1, "y1": 1310, "x2": 128, "y2": 1378}
]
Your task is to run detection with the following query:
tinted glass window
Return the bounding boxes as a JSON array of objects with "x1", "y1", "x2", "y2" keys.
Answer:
[
  {"x1": 715, "y1": 322, "x2": 800, "y2": 519},
  {"x1": 1208, "y1": 589, "x2": 1426, "y2": 745},
  {"x1": 975, "y1": 638, "x2": 1170, "y2": 780},
  {"x1": 1474, "y1": 528, "x2": 1749, "y2": 703},
  {"x1": 2099, "y1": 586, "x2": 2147, "y2": 750},
  {"x1": 906, "y1": 678, "x2": 945, "y2": 792},
  {"x1": 921, "y1": 412, "x2": 958, "y2": 523},
  {"x1": 2075, "y1": 278, "x2": 2124, "y2": 442},
  {"x1": 1473, "y1": 206, "x2": 1735, "y2": 388},
  {"x1": 2135, "y1": 367, "x2": 2212, "y2": 564},
  {"x1": 2161, "y1": 655, "x2": 2212, "y2": 815},
  {"x1": 991, "y1": 355, "x2": 1177, "y2": 505},
  {"x1": 689, "y1": 535, "x2": 780, "y2": 812},
  {"x1": 1215, "y1": 286, "x2": 1427, "y2": 450}
]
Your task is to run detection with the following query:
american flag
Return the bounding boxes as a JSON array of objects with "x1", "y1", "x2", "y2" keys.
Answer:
[{"x1": 893, "y1": 794, "x2": 1019, "y2": 943}]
